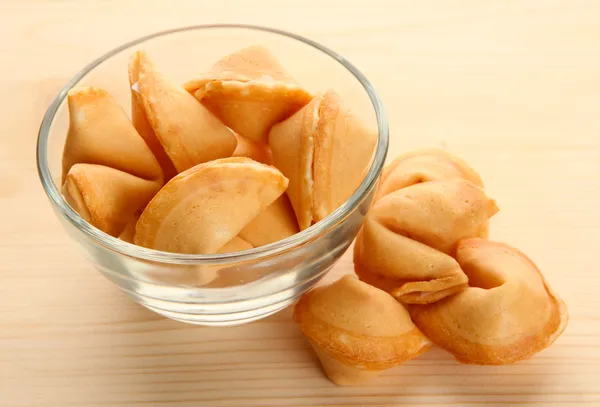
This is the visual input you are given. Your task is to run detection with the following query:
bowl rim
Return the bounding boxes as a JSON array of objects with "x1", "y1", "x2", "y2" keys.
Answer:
[{"x1": 36, "y1": 23, "x2": 389, "y2": 265}]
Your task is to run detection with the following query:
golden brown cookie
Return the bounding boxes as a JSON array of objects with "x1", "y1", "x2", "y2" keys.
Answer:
[
  {"x1": 216, "y1": 236, "x2": 254, "y2": 254},
  {"x1": 294, "y1": 275, "x2": 431, "y2": 385},
  {"x1": 134, "y1": 157, "x2": 288, "y2": 254},
  {"x1": 269, "y1": 90, "x2": 376, "y2": 229},
  {"x1": 375, "y1": 149, "x2": 484, "y2": 201},
  {"x1": 312, "y1": 91, "x2": 377, "y2": 222},
  {"x1": 63, "y1": 164, "x2": 161, "y2": 237},
  {"x1": 354, "y1": 179, "x2": 498, "y2": 304},
  {"x1": 128, "y1": 52, "x2": 178, "y2": 181},
  {"x1": 410, "y1": 238, "x2": 568, "y2": 365},
  {"x1": 232, "y1": 133, "x2": 272, "y2": 165},
  {"x1": 268, "y1": 94, "x2": 319, "y2": 229},
  {"x1": 132, "y1": 50, "x2": 237, "y2": 173},
  {"x1": 238, "y1": 195, "x2": 299, "y2": 247},
  {"x1": 184, "y1": 46, "x2": 312, "y2": 143},
  {"x1": 118, "y1": 214, "x2": 140, "y2": 243},
  {"x1": 61, "y1": 86, "x2": 163, "y2": 184}
]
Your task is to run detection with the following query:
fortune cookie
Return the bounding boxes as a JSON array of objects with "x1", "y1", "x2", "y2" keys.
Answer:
[
  {"x1": 411, "y1": 238, "x2": 568, "y2": 365},
  {"x1": 200, "y1": 236, "x2": 254, "y2": 286},
  {"x1": 184, "y1": 46, "x2": 312, "y2": 143},
  {"x1": 232, "y1": 133, "x2": 272, "y2": 165},
  {"x1": 134, "y1": 157, "x2": 288, "y2": 254},
  {"x1": 375, "y1": 149, "x2": 484, "y2": 201},
  {"x1": 61, "y1": 87, "x2": 163, "y2": 236},
  {"x1": 294, "y1": 275, "x2": 432, "y2": 385},
  {"x1": 131, "y1": 50, "x2": 237, "y2": 173},
  {"x1": 268, "y1": 94, "x2": 317, "y2": 229},
  {"x1": 118, "y1": 213, "x2": 142, "y2": 244},
  {"x1": 217, "y1": 236, "x2": 254, "y2": 254},
  {"x1": 63, "y1": 164, "x2": 161, "y2": 237},
  {"x1": 238, "y1": 195, "x2": 299, "y2": 247},
  {"x1": 269, "y1": 90, "x2": 376, "y2": 230},
  {"x1": 354, "y1": 179, "x2": 498, "y2": 304},
  {"x1": 201, "y1": 237, "x2": 266, "y2": 287},
  {"x1": 145, "y1": 236, "x2": 255, "y2": 288},
  {"x1": 129, "y1": 52, "x2": 178, "y2": 181},
  {"x1": 61, "y1": 86, "x2": 163, "y2": 184}
]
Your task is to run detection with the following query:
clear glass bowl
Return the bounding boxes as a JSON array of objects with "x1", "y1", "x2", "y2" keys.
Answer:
[{"x1": 36, "y1": 24, "x2": 389, "y2": 326}]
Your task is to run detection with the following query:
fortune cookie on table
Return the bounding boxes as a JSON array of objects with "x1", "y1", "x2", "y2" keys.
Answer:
[
  {"x1": 134, "y1": 157, "x2": 288, "y2": 254},
  {"x1": 63, "y1": 164, "x2": 161, "y2": 237},
  {"x1": 354, "y1": 179, "x2": 498, "y2": 304},
  {"x1": 184, "y1": 46, "x2": 312, "y2": 143},
  {"x1": 61, "y1": 86, "x2": 163, "y2": 184},
  {"x1": 61, "y1": 87, "x2": 163, "y2": 236},
  {"x1": 269, "y1": 90, "x2": 376, "y2": 230},
  {"x1": 294, "y1": 275, "x2": 431, "y2": 386},
  {"x1": 375, "y1": 149, "x2": 484, "y2": 201},
  {"x1": 411, "y1": 238, "x2": 568, "y2": 365},
  {"x1": 131, "y1": 50, "x2": 237, "y2": 173}
]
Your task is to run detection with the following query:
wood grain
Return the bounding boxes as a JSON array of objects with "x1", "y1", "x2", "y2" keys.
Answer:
[{"x1": 1, "y1": 1, "x2": 599, "y2": 406}]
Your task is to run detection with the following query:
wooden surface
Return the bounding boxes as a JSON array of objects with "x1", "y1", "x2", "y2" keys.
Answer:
[{"x1": 1, "y1": 1, "x2": 600, "y2": 406}]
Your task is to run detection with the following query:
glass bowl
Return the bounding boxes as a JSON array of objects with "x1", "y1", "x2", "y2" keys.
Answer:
[{"x1": 36, "y1": 24, "x2": 389, "y2": 326}]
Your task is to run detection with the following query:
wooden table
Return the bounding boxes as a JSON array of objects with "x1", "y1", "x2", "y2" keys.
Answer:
[{"x1": 2, "y1": 1, "x2": 599, "y2": 406}]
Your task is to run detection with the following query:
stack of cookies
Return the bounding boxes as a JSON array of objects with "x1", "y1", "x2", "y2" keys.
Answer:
[{"x1": 294, "y1": 150, "x2": 568, "y2": 385}]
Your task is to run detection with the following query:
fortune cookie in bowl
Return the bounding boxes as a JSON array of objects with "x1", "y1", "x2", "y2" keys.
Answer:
[
  {"x1": 63, "y1": 164, "x2": 161, "y2": 237},
  {"x1": 134, "y1": 157, "x2": 288, "y2": 254},
  {"x1": 375, "y1": 149, "x2": 484, "y2": 201},
  {"x1": 269, "y1": 90, "x2": 377, "y2": 230},
  {"x1": 217, "y1": 236, "x2": 254, "y2": 254},
  {"x1": 130, "y1": 50, "x2": 237, "y2": 173},
  {"x1": 128, "y1": 52, "x2": 177, "y2": 181},
  {"x1": 238, "y1": 195, "x2": 299, "y2": 247},
  {"x1": 294, "y1": 275, "x2": 431, "y2": 386},
  {"x1": 61, "y1": 87, "x2": 163, "y2": 236},
  {"x1": 411, "y1": 238, "x2": 568, "y2": 365},
  {"x1": 62, "y1": 86, "x2": 163, "y2": 184},
  {"x1": 232, "y1": 133, "x2": 272, "y2": 165},
  {"x1": 185, "y1": 46, "x2": 312, "y2": 143},
  {"x1": 354, "y1": 179, "x2": 498, "y2": 304}
]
